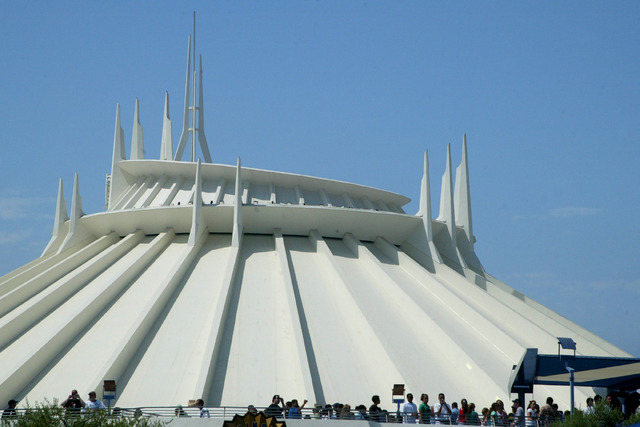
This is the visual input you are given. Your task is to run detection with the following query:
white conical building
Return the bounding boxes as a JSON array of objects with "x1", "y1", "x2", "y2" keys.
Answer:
[{"x1": 0, "y1": 17, "x2": 631, "y2": 412}]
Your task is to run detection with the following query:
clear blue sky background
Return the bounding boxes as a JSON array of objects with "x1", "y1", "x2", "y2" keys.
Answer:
[{"x1": 1, "y1": 2, "x2": 638, "y2": 357}]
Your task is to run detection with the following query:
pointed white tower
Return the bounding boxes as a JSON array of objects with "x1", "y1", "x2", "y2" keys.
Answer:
[
  {"x1": 174, "y1": 12, "x2": 212, "y2": 163},
  {"x1": 57, "y1": 173, "x2": 92, "y2": 253},
  {"x1": 41, "y1": 178, "x2": 69, "y2": 257},
  {"x1": 107, "y1": 104, "x2": 127, "y2": 210},
  {"x1": 454, "y1": 135, "x2": 484, "y2": 273},
  {"x1": 160, "y1": 92, "x2": 173, "y2": 161},
  {"x1": 130, "y1": 98, "x2": 144, "y2": 160},
  {"x1": 436, "y1": 144, "x2": 467, "y2": 268}
]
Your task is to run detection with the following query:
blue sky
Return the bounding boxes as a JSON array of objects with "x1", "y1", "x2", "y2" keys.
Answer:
[{"x1": 1, "y1": 2, "x2": 638, "y2": 357}]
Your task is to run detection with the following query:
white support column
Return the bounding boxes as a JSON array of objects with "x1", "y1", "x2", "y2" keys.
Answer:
[
  {"x1": 130, "y1": 98, "x2": 144, "y2": 160},
  {"x1": 188, "y1": 160, "x2": 206, "y2": 246},
  {"x1": 376, "y1": 200, "x2": 389, "y2": 211},
  {"x1": 241, "y1": 182, "x2": 250, "y2": 205},
  {"x1": 193, "y1": 242, "x2": 242, "y2": 403},
  {"x1": 0, "y1": 231, "x2": 144, "y2": 351},
  {"x1": 273, "y1": 229, "x2": 318, "y2": 403},
  {"x1": 122, "y1": 177, "x2": 155, "y2": 210},
  {"x1": 139, "y1": 175, "x2": 169, "y2": 208},
  {"x1": 342, "y1": 192, "x2": 355, "y2": 208},
  {"x1": 361, "y1": 196, "x2": 375, "y2": 210},
  {"x1": 319, "y1": 189, "x2": 331, "y2": 207},
  {"x1": 91, "y1": 229, "x2": 211, "y2": 400},
  {"x1": 269, "y1": 182, "x2": 277, "y2": 204},
  {"x1": 0, "y1": 234, "x2": 115, "y2": 304},
  {"x1": 213, "y1": 179, "x2": 226, "y2": 205},
  {"x1": 160, "y1": 92, "x2": 173, "y2": 161},
  {"x1": 295, "y1": 186, "x2": 305, "y2": 205},
  {"x1": 41, "y1": 178, "x2": 69, "y2": 257},
  {"x1": 307, "y1": 230, "x2": 406, "y2": 391},
  {"x1": 58, "y1": 174, "x2": 93, "y2": 254},
  {"x1": 159, "y1": 176, "x2": 185, "y2": 207},
  {"x1": 111, "y1": 177, "x2": 145, "y2": 211},
  {"x1": 232, "y1": 158, "x2": 243, "y2": 247}
]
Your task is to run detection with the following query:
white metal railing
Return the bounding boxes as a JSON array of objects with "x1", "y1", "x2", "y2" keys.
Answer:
[{"x1": 1, "y1": 406, "x2": 554, "y2": 426}]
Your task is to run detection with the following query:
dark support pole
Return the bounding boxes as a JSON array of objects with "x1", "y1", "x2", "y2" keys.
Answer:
[{"x1": 567, "y1": 366, "x2": 575, "y2": 415}]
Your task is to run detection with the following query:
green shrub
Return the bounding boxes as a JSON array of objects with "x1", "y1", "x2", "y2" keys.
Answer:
[
  {"x1": 1, "y1": 399, "x2": 166, "y2": 427},
  {"x1": 549, "y1": 401, "x2": 630, "y2": 427}
]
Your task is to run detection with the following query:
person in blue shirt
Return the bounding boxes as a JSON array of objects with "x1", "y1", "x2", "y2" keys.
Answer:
[{"x1": 288, "y1": 399, "x2": 308, "y2": 419}]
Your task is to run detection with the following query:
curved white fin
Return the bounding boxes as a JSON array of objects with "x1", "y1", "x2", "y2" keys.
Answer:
[
  {"x1": 435, "y1": 145, "x2": 467, "y2": 268},
  {"x1": 175, "y1": 35, "x2": 192, "y2": 161},
  {"x1": 160, "y1": 92, "x2": 173, "y2": 161},
  {"x1": 197, "y1": 55, "x2": 212, "y2": 163},
  {"x1": 108, "y1": 104, "x2": 127, "y2": 210},
  {"x1": 130, "y1": 98, "x2": 144, "y2": 160},
  {"x1": 454, "y1": 135, "x2": 484, "y2": 273},
  {"x1": 57, "y1": 174, "x2": 93, "y2": 254},
  {"x1": 41, "y1": 178, "x2": 70, "y2": 257}
]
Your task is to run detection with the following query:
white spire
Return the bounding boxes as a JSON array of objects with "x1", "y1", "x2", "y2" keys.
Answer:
[
  {"x1": 70, "y1": 172, "x2": 84, "y2": 224},
  {"x1": 108, "y1": 104, "x2": 127, "y2": 210},
  {"x1": 58, "y1": 173, "x2": 92, "y2": 254},
  {"x1": 174, "y1": 12, "x2": 212, "y2": 163},
  {"x1": 436, "y1": 145, "x2": 467, "y2": 268},
  {"x1": 112, "y1": 103, "x2": 125, "y2": 164},
  {"x1": 160, "y1": 92, "x2": 173, "y2": 160},
  {"x1": 437, "y1": 144, "x2": 455, "y2": 231},
  {"x1": 454, "y1": 134, "x2": 473, "y2": 246},
  {"x1": 41, "y1": 178, "x2": 69, "y2": 257},
  {"x1": 421, "y1": 150, "x2": 443, "y2": 262},
  {"x1": 175, "y1": 34, "x2": 192, "y2": 162},
  {"x1": 197, "y1": 55, "x2": 212, "y2": 162},
  {"x1": 131, "y1": 98, "x2": 144, "y2": 160},
  {"x1": 454, "y1": 135, "x2": 484, "y2": 273}
]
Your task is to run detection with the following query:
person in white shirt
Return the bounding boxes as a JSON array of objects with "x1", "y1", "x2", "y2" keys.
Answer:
[
  {"x1": 525, "y1": 400, "x2": 537, "y2": 427},
  {"x1": 511, "y1": 399, "x2": 525, "y2": 426},
  {"x1": 584, "y1": 397, "x2": 595, "y2": 415},
  {"x1": 400, "y1": 393, "x2": 419, "y2": 424},
  {"x1": 84, "y1": 392, "x2": 106, "y2": 411},
  {"x1": 196, "y1": 399, "x2": 210, "y2": 418},
  {"x1": 433, "y1": 393, "x2": 452, "y2": 425}
]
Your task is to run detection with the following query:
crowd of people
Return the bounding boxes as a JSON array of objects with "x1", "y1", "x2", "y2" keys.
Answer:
[
  {"x1": 3, "y1": 390, "x2": 638, "y2": 424},
  {"x1": 259, "y1": 392, "x2": 638, "y2": 426}
]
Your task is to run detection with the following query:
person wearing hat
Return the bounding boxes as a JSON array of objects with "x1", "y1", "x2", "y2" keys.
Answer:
[
  {"x1": 511, "y1": 399, "x2": 524, "y2": 427},
  {"x1": 85, "y1": 391, "x2": 106, "y2": 411}
]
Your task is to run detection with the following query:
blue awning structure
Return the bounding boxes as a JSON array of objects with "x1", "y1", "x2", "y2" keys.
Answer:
[{"x1": 509, "y1": 349, "x2": 640, "y2": 394}]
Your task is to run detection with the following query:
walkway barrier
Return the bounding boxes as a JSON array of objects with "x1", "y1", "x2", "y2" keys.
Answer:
[{"x1": 1, "y1": 406, "x2": 549, "y2": 426}]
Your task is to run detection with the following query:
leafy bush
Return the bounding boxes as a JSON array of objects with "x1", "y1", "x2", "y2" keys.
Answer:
[
  {"x1": 1, "y1": 399, "x2": 166, "y2": 427},
  {"x1": 550, "y1": 400, "x2": 640, "y2": 427}
]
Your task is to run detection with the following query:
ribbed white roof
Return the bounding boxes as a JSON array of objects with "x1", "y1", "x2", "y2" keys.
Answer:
[{"x1": 0, "y1": 15, "x2": 631, "y2": 412}]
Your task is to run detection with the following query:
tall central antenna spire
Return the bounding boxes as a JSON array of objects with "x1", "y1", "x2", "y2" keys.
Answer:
[{"x1": 174, "y1": 12, "x2": 212, "y2": 163}]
